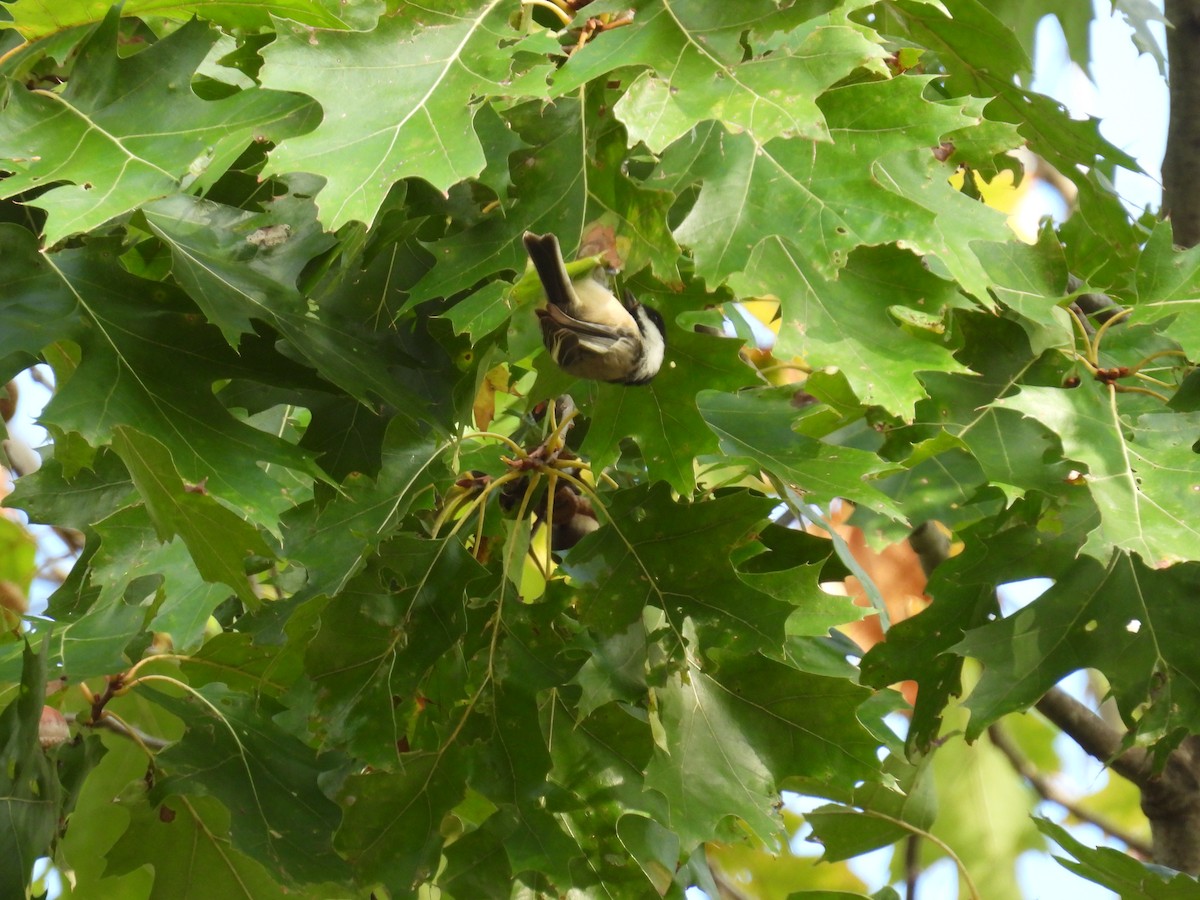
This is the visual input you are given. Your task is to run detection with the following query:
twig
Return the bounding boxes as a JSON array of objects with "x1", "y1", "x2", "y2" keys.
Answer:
[
  {"x1": 904, "y1": 833, "x2": 921, "y2": 898},
  {"x1": 987, "y1": 722, "x2": 1153, "y2": 858},
  {"x1": 67, "y1": 711, "x2": 171, "y2": 751}
]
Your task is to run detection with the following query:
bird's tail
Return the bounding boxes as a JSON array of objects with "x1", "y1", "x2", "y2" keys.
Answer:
[{"x1": 523, "y1": 232, "x2": 574, "y2": 309}]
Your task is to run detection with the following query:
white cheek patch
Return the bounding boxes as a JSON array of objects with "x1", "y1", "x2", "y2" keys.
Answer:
[{"x1": 636, "y1": 309, "x2": 666, "y2": 376}]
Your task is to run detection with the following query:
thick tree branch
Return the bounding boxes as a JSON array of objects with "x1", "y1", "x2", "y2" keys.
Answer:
[
  {"x1": 1143, "y1": 10, "x2": 1200, "y2": 868},
  {"x1": 1036, "y1": 687, "x2": 1200, "y2": 873},
  {"x1": 1163, "y1": 0, "x2": 1200, "y2": 247},
  {"x1": 1141, "y1": 736, "x2": 1200, "y2": 875}
]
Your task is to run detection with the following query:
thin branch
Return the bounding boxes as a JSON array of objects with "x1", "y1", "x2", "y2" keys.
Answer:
[
  {"x1": 904, "y1": 833, "x2": 921, "y2": 899},
  {"x1": 988, "y1": 723, "x2": 1154, "y2": 858},
  {"x1": 1164, "y1": 0, "x2": 1200, "y2": 248},
  {"x1": 67, "y1": 711, "x2": 171, "y2": 751}
]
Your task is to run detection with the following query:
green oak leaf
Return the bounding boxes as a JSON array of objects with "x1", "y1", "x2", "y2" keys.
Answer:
[
  {"x1": 439, "y1": 817, "x2": 519, "y2": 896},
  {"x1": 0, "y1": 225, "x2": 79, "y2": 374},
  {"x1": 973, "y1": 225, "x2": 1074, "y2": 349},
  {"x1": 547, "y1": 696, "x2": 662, "y2": 821},
  {"x1": 800, "y1": 749, "x2": 935, "y2": 864},
  {"x1": 472, "y1": 100, "x2": 529, "y2": 199},
  {"x1": 868, "y1": 437, "x2": 995, "y2": 538},
  {"x1": 440, "y1": 281, "x2": 514, "y2": 341},
  {"x1": 570, "y1": 622, "x2": 650, "y2": 718},
  {"x1": 106, "y1": 792, "x2": 298, "y2": 900},
  {"x1": 5, "y1": 449, "x2": 134, "y2": 533},
  {"x1": 739, "y1": 523, "x2": 872, "y2": 635},
  {"x1": 584, "y1": 114, "x2": 681, "y2": 281},
  {"x1": 0, "y1": 13, "x2": 318, "y2": 244},
  {"x1": 560, "y1": 484, "x2": 790, "y2": 652},
  {"x1": 663, "y1": 75, "x2": 1012, "y2": 295},
  {"x1": 955, "y1": 554, "x2": 1200, "y2": 744},
  {"x1": 142, "y1": 192, "x2": 445, "y2": 432},
  {"x1": 1133, "y1": 221, "x2": 1200, "y2": 359},
  {"x1": 404, "y1": 99, "x2": 582, "y2": 307},
  {"x1": 877, "y1": 0, "x2": 1138, "y2": 183},
  {"x1": 996, "y1": 384, "x2": 1200, "y2": 566},
  {"x1": 260, "y1": 3, "x2": 557, "y2": 230},
  {"x1": 969, "y1": 2, "x2": 1088, "y2": 68},
  {"x1": 1036, "y1": 818, "x2": 1200, "y2": 898},
  {"x1": 58, "y1": 733, "x2": 153, "y2": 898},
  {"x1": 1113, "y1": 1, "x2": 1169, "y2": 74},
  {"x1": 144, "y1": 683, "x2": 350, "y2": 886},
  {"x1": 0, "y1": 0, "x2": 382, "y2": 37},
  {"x1": 616, "y1": 815, "x2": 681, "y2": 896},
  {"x1": 301, "y1": 534, "x2": 493, "y2": 765},
  {"x1": 35, "y1": 242, "x2": 324, "y2": 524},
  {"x1": 1058, "y1": 176, "x2": 1146, "y2": 290},
  {"x1": 860, "y1": 499, "x2": 1097, "y2": 753},
  {"x1": 698, "y1": 389, "x2": 904, "y2": 520},
  {"x1": 141, "y1": 192, "x2": 336, "y2": 346},
  {"x1": 410, "y1": 93, "x2": 680, "y2": 307},
  {"x1": 0, "y1": 640, "x2": 59, "y2": 900},
  {"x1": 495, "y1": 803, "x2": 582, "y2": 887},
  {"x1": 557, "y1": 1, "x2": 886, "y2": 150},
  {"x1": 544, "y1": 698, "x2": 680, "y2": 890},
  {"x1": 281, "y1": 426, "x2": 449, "y2": 598},
  {"x1": 112, "y1": 426, "x2": 272, "y2": 608},
  {"x1": 179, "y1": 631, "x2": 301, "y2": 695},
  {"x1": 908, "y1": 313, "x2": 1075, "y2": 501},
  {"x1": 52, "y1": 599, "x2": 147, "y2": 679},
  {"x1": 38, "y1": 521, "x2": 159, "y2": 679},
  {"x1": 145, "y1": 573, "x2": 233, "y2": 653},
  {"x1": 731, "y1": 243, "x2": 973, "y2": 420},
  {"x1": 738, "y1": 558, "x2": 868, "y2": 640},
  {"x1": 335, "y1": 749, "x2": 467, "y2": 893},
  {"x1": 81, "y1": 503, "x2": 232, "y2": 652},
  {"x1": 646, "y1": 652, "x2": 879, "y2": 849}
]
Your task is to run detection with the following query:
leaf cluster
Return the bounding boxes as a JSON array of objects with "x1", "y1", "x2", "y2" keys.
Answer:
[{"x1": 0, "y1": 1, "x2": 1195, "y2": 897}]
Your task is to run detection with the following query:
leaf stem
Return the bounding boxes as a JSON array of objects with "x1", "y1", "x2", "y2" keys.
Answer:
[
  {"x1": 1129, "y1": 348, "x2": 1190, "y2": 374},
  {"x1": 1068, "y1": 302, "x2": 1094, "y2": 347},
  {"x1": 462, "y1": 430, "x2": 526, "y2": 456},
  {"x1": 1113, "y1": 383, "x2": 1170, "y2": 403},
  {"x1": 857, "y1": 807, "x2": 981, "y2": 900},
  {"x1": 130, "y1": 673, "x2": 271, "y2": 821},
  {"x1": 521, "y1": 0, "x2": 573, "y2": 27},
  {"x1": 1090, "y1": 306, "x2": 1132, "y2": 361}
]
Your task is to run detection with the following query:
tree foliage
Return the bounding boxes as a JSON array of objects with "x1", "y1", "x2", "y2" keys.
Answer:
[{"x1": 0, "y1": 1, "x2": 1196, "y2": 897}]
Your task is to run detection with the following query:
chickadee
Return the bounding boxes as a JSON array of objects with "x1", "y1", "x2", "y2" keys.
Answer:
[{"x1": 522, "y1": 231, "x2": 666, "y2": 385}]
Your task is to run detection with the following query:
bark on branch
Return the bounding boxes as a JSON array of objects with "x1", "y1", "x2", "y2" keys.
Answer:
[
  {"x1": 1164, "y1": 0, "x2": 1200, "y2": 246},
  {"x1": 1036, "y1": 687, "x2": 1200, "y2": 873}
]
